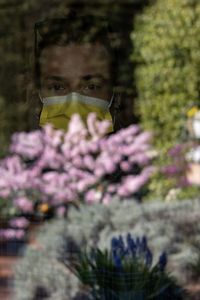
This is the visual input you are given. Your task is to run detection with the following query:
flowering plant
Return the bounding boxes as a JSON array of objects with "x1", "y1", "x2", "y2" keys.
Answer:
[
  {"x1": 161, "y1": 143, "x2": 191, "y2": 190},
  {"x1": 187, "y1": 106, "x2": 199, "y2": 118},
  {"x1": 0, "y1": 113, "x2": 154, "y2": 240},
  {"x1": 71, "y1": 233, "x2": 184, "y2": 299}
]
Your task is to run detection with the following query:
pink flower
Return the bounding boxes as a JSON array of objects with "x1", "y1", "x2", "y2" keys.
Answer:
[
  {"x1": 107, "y1": 184, "x2": 117, "y2": 193},
  {"x1": 0, "y1": 112, "x2": 154, "y2": 216},
  {"x1": 13, "y1": 197, "x2": 33, "y2": 213},
  {"x1": 87, "y1": 113, "x2": 98, "y2": 137},
  {"x1": 83, "y1": 155, "x2": 95, "y2": 170},
  {"x1": 129, "y1": 153, "x2": 150, "y2": 165},
  {"x1": 0, "y1": 229, "x2": 25, "y2": 240},
  {"x1": 79, "y1": 140, "x2": 90, "y2": 155},
  {"x1": 133, "y1": 131, "x2": 152, "y2": 145},
  {"x1": 10, "y1": 131, "x2": 44, "y2": 159},
  {"x1": 72, "y1": 155, "x2": 83, "y2": 168},
  {"x1": 96, "y1": 120, "x2": 111, "y2": 136},
  {"x1": 67, "y1": 114, "x2": 87, "y2": 141},
  {"x1": 9, "y1": 217, "x2": 29, "y2": 228},
  {"x1": 102, "y1": 193, "x2": 112, "y2": 205},
  {"x1": 43, "y1": 124, "x2": 63, "y2": 147},
  {"x1": 120, "y1": 161, "x2": 132, "y2": 172},
  {"x1": 56, "y1": 206, "x2": 66, "y2": 217},
  {"x1": 85, "y1": 189, "x2": 102, "y2": 203},
  {"x1": 94, "y1": 166, "x2": 105, "y2": 178}
]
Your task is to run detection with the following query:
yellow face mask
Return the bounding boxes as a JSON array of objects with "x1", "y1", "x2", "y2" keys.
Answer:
[{"x1": 39, "y1": 92, "x2": 114, "y2": 132}]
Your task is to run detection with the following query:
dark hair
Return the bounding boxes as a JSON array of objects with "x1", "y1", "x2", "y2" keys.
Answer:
[{"x1": 34, "y1": 11, "x2": 116, "y2": 90}]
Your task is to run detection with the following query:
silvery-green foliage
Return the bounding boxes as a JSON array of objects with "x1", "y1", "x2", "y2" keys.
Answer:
[
  {"x1": 97, "y1": 199, "x2": 200, "y2": 283},
  {"x1": 35, "y1": 219, "x2": 80, "y2": 262},
  {"x1": 67, "y1": 198, "x2": 200, "y2": 283},
  {"x1": 13, "y1": 247, "x2": 80, "y2": 300},
  {"x1": 14, "y1": 197, "x2": 200, "y2": 298},
  {"x1": 13, "y1": 206, "x2": 111, "y2": 300}
]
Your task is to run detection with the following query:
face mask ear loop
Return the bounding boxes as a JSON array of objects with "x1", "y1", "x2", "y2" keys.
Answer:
[
  {"x1": 108, "y1": 92, "x2": 116, "y2": 127},
  {"x1": 111, "y1": 92, "x2": 124, "y2": 130},
  {"x1": 108, "y1": 92, "x2": 115, "y2": 109},
  {"x1": 38, "y1": 91, "x2": 44, "y2": 104}
]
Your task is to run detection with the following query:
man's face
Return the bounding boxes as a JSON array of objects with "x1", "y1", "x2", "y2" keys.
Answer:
[{"x1": 40, "y1": 42, "x2": 112, "y2": 101}]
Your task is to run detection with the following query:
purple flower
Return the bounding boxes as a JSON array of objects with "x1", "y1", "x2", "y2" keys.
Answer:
[
  {"x1": 0, "y1": 112, "x2": 154, "y2": 237},
  {"x1": 162, "y1": 165, "x2": 180, "y2": 176},
  {"x1": 0, "y1": 229, "x2": 25, "y2": 240},
  {"x1": 85, "y1": 189, "x2": 102, "y2": 203},
  {"x1": 9, "y1": 217, "x2": 29, "y2": 229},
  {"x1": 13, "y1": 197, "x2": 33, "y2": 213},
  {"x1": 120, "y1": 161, "x2": 132, "y2": 172},
  {"x1": 10, "y1": 131, "x2": 44, "y2": 159},
  {"x1": 168, "y1": 144, "x2": 183, "y2": 157}
]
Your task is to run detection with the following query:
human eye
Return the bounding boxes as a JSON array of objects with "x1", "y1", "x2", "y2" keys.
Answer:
[
  {"x1": 83, "y1": 78, "x2": 104, "y2": 91},
  {"x1": 48, "y1": 82, "x2": 66, "y2": 91},
  {"x1": 86, "y1": 83, "x2": 101, "y2": 90}
]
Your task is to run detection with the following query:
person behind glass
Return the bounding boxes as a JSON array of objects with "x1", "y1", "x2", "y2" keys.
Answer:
[{"x1": 34, "y1": 12, "x2": 122, "y2": 133}]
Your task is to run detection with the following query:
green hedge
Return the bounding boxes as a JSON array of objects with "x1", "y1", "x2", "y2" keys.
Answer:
[
  {"x1": 131, "y1": 0, "x2": 200, "y2": 151},
  {"x1": 131, "y1": 0, "x2": 200, "y2": 198}
]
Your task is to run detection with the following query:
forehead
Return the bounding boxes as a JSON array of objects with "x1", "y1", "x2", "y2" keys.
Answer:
[{"x1": 40, "y1": 43, "x2": 110, "y2": 79}]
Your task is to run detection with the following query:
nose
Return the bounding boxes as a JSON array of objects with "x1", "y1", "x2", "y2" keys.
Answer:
[{"x1": 67, "y1": 80, "x2": 83, "y2": 94}]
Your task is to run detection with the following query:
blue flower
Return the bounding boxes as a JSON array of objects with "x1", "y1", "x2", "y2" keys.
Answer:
[
  {"x1": 89, "y1": 248, "x2": 97, "y2": 263},
  {"x1": 112, "y1": 250, "x2": 122, "y2": 270},
  {"x1": 111, "y1": 237, "x2": 120, "y2": 250},
  {"x1": 159, "y1": 251, "x2": 167, "y2": 272},
  {"x1": 126, "y1": 233, "x2": 136, "y2": 256},
  {"x1": 141, "y1": 236, "x2": 147, "y2": 252},
  {"x1": 145, "y1": 248, "x2": 153, "y2": 267}
]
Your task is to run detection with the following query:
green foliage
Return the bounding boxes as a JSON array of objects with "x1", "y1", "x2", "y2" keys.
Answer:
[
  {"x1": 131, "y1": 0, "x2": 200, "y2": 148},
  {"x1": 188, "y1": 254, "x2": 200, "y2": 280},
  {"x1": 13, "y1": 197, "x2": 200, "y2": 299},
  {"x1": 73, "y1": 240, "x2": 184, "y2": 299},
  {"x1": 131, "y1": 0, "x2": 200, "y2": 197},
  {"x1": 13, "y1": 247, "x2": 81, "y2": 300}
]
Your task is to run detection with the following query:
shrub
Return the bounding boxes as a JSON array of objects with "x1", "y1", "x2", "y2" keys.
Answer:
[
  {"x1": 13, "y1": 247, "x2": 81, "y2": 300},
  {"x1": 0, "y1": 113, "x2": 153, "y2": 240},
  {"x1": 131, "y1": 0, "x2": 200, "y2": 150},
  {"x1": 72, "y1": 233, "x2": 184, "y2": 299},
  {"x1": 131, "y1": 0, "x2": 200, "y2": 197},
  {"x1": 13, "y1": 197, "x2": 200, "y2": 299}
]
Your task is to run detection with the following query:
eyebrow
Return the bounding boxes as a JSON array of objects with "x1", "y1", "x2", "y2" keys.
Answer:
[
  {"x1": 43, "y1": 74, "x2": 109, "y2": 82},
  {"x1": 43, "y1": 75, "x2": 67, "y2": 81},
  {"x1": 81, "y1": 74, "x2": 109, "y2": 81}
]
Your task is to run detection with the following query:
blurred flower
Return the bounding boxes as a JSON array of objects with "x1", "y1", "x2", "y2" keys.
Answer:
[
  {"x1": 56, "y1": 206, "x2": 66, "y2": 217},
  {"x1": 161, "y1": 165, "x2": 180, "y2": 176},
  {"x1": 10, "y1": 131, "x2": 44, "y2": 160},
  {"x1": 0, "y1": 113, "x2": 154, "y2": 240},
  {"x1": 0, "y1": 228, "x2": 25, "y2": 240},
  {"x1": 9, "y1": 217, "x2": 29, "y2": 229},
  {"x1": 187, "y1": 106, "x2": 199, "y2": 118},
  {"x1": 159, "y1": 251, "x2": 167, "y2": 272},
  {"x1": 13, "y1": 197, "x2": 33, "y2": 213},
  {"x1": 111, "y1": 233, "x2": 153, "y2": 268},
  {"x1": 38, "y1": 203, "x2": 49, "y2": 213}
]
